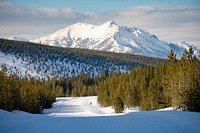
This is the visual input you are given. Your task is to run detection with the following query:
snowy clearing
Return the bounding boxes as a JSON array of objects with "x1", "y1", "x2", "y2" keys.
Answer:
[
  {"x1": 43, "y1": 96, "x2": 137, "y2": 117},
  {"x1": 0, "y1": 96, "x2": 200, "y2": 133}
]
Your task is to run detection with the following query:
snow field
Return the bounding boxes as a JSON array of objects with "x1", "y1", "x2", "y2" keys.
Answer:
[
  {"x1": 0, "y1": 96, "x2": 200, "y2": 133},
  {"x1": 43, "y1": 96, "x2": 137, "y2": 117}
]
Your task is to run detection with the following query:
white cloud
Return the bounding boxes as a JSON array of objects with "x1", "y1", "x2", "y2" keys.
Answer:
[
  {"x1": 0, "y1": 2, "x2": 200, "y2": 47},
  {"x1": 0, "y1": 2, "x2": 91, "y2": 40}
]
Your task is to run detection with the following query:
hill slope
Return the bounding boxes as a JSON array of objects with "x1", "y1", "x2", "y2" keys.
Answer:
[
  {"x1": 0, "y1": 39, "x2": 166, "y2": 79},
  {"x1": 32, "y1": 21, "x2": 200, "y2": 58}
]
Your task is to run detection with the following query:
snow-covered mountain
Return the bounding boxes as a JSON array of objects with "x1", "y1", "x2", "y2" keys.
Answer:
[
  {"x1": 6, "y1": 37, "x2": 29, "y2": 42},
  {"x1": 32, "y1": 21, "x2": 199, "y2": 58}
]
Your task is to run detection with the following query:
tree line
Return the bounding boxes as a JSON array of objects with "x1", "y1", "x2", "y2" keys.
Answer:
[
  {"x1": 0, "y1": 65, "x2": 56, "y2": 113},
  {"x1": 97, "y1": 48, "x2": 200, "y2": 113}
]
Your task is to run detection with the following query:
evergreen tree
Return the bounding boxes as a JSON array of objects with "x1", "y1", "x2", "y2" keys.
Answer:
[
  {"x1": 65, "y1": 88, "x2": 71, "y2": 97},
  {"x1": 113, "y1": 97, "x2": 124, "y2": 113}
]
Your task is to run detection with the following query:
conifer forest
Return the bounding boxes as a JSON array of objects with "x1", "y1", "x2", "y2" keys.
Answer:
[{"x1": 0, "y1": 40, "x2": 200, "y2": 113}]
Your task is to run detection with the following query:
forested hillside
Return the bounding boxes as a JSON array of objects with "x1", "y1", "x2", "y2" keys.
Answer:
[{"x1": 0, "y1": 39, "x2": 166, "y2": 79}]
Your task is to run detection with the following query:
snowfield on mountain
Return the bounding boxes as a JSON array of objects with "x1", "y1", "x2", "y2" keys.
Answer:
[
  {"x1": 0, "y1": 96, "x2": 200, "y2": 133},
  {"x1": 32, "y1": 21, "x2": 199, "y2": 58},
  {"x1": 6, "y1": 37, "x2": 29, "y2": 42}
]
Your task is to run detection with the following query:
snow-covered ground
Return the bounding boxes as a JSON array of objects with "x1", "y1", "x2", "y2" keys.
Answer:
[
  {"x1": 0, "y1": 96, "x2": 200, "y2": 133},
  {"x1": 44, "y1": 96, "x2": 115, "y2": 117},
  {"x1": 43, "y1": 96, "x2": 138, "y2": 117}
]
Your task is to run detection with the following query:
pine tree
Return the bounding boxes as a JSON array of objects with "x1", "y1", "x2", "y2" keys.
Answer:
[
  {"x1": 113, "y1": 97, "x2": 124, "y2": 113},
  {"x1": 164, "y1": 50, "x2": 177, "y2": 109},
  {"x1": 55, "y1": 86, "x2": 64, "y2": 97},
  {"x1": 65, "y1": 88, "x2": 71, "y2": 97}
]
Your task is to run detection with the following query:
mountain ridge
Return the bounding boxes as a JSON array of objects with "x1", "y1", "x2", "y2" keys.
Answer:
[
  {"x1": 31, "y1": 21, "x2": 199, "y2": 58},
  {"x1": 3, "y1": 21, "x2": 199, "y2": 58}
]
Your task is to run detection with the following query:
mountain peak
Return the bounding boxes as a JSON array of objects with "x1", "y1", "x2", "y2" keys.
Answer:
[
  {"x1": 32, "y1": 21, "x2": 199, "y2": 58},
  {"x1": 104, "y1": 20, "x2": 118, "y2": 27}
]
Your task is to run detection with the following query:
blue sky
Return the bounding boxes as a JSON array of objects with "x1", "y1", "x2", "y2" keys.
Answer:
[
  {"x1": 0, "y1": 0, "x2": 200, "y2": 47},
  {"x1": 4, "y1": 0, "x2": 200, "y2": 12}
]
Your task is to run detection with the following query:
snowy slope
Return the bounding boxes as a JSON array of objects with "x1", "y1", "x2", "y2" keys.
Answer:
[
  {"x1": 0, "y1": 96, "x2": 200, "y2": 133},
  {"x1": 0, "y1": 50, "x2": 130, "y2": 79},
  {"x1": 0, "y1": 51, "x2": 44, "y2": 78},
  {"x1": 6, "y1": 37, "x2": 29, "y2": 42},
  {"x1": 32, "y1": 21, "x2": 200, "y2": 58}
]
